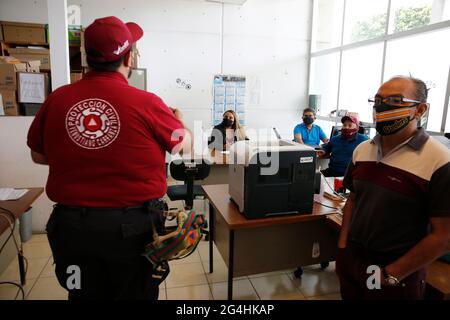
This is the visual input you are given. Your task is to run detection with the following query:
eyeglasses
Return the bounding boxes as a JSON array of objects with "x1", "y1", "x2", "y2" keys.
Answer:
[{"x1": 368, "y1": 96, "x2": 422, "y2": 107}]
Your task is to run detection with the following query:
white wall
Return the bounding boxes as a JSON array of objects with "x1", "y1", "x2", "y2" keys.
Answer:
[
  {"x1": 0, "y1": 0, "x2": 312, "y2": 231},
  {"x1": 0, "y1": 118, "x2": 53, "y2": 232}
]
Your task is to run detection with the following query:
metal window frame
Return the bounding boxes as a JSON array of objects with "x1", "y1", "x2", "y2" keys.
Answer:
[{"x1": 308, "y1": 0, "x2": 450, "y2": 132}]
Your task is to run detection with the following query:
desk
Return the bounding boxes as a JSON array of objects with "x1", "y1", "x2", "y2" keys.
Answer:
[
  {"x1": 0, "y1": 188, "x2": 44, "y2": 285},
  {"x1": 0, "y1": 188, "x2": 44, "y2": 235},
  {"x1": 326, "y1": 213, "x2": 450, "y2": 300},
  {"x1": 201, "y1": 150, "x2": 230, "y2": 185},
  {"x1": 203, "y1": 184, "x2": 341, "y2": 300}
]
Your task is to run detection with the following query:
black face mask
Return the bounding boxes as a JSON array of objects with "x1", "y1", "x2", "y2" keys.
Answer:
[
  {"x1": 374, "y1": 103, "x2": 417, "y2": 136},
  {"x1": 222, "y1": 118, "x2": 234, "y2": 127},
  {"x1": 303, "y1": 116, "x2": 314, "y2": 125},
  {"x1": 128, "y1": 69, "x2": 133, "y2": 79}
]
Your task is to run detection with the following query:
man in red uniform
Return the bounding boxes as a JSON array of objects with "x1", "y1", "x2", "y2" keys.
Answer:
[{"x1": 27, "y1": 16, "x2": 190, "y2": 300}]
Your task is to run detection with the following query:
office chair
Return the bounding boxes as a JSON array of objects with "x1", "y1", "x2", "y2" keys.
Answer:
[
  {"x1": 167, "y1": 159, "x2": 211, "y2": 241},
  {"x1": 166, "y1": 159, "x2": 211, "y2": 210}
]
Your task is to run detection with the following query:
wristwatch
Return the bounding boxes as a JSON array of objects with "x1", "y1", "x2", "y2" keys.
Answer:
[{"x1": 382, "y1": 268, "x2": 400, "y2": 286}]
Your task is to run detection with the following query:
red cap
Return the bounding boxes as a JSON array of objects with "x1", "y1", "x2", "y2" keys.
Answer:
[
  {"x1": 84, "y1": 16, "x2": 143, "y2": 63},
  {"x1": 341, "y1": 115, "x2": 360, "y2": 128}
]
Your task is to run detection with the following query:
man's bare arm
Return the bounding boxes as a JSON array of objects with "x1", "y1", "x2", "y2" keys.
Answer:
[
  {"x1": 337, "y1": 192, "x2": 355, "y2": 248},
  {"x1": 385, "y1": 217, "x2": 450, "y2": 281},
  {"x1": 294, "y1": 134, "x2": 304, "y2": 144}
]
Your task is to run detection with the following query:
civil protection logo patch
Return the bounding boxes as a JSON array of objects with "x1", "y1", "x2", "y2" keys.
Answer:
[{"x1": 65, "y1": 98, "x2": 121, "y2": 149}]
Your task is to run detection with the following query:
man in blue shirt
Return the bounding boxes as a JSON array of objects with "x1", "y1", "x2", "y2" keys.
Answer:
[
  {"x1": 293, "y1": 108, "x2": 329, "y2": 147},
  {"x1": 319, "y1": 115, "x2": 368, "y2": 177}
]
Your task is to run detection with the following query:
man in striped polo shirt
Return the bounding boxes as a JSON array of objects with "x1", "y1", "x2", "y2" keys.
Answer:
[{"x1": 336, "y1": 76, "x2": 450, "y2": 300}]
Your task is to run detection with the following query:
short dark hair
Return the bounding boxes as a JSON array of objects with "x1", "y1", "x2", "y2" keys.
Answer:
[
  {"x1": 303, "y1": 108, "x2": 316, "y2": 116},
  {"x1": 390, "y1": 76, "x2": 429, "y2": 103},
  {"x1": 86, "y1": 48, "x2": 128, "y2": 72}
]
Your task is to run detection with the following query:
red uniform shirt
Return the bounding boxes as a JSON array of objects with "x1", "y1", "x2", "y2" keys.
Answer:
[{"x1": 27, "y1": 71, "x2": 184, "y2": 207}]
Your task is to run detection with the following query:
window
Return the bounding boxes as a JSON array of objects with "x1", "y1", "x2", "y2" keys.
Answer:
[
  {"x1": 339, "y1": 43, "x2": 384, "y2": 123},
  {"x1": 309, "y1": 0, "x2": 450, "y2": 133},
  {"x1": 446, "y1": 104, "x2": 450, "y2": 132},
  {"x1": 309, "y1": 53, "x2": 340, "y2": 116},
  {"x1": 343, "y1": 0, "x2": 389, "y2": 44},
  {"x1": 384, "y1": 28, "x2": 450, "y2": 132},
  {"x1": 389, "y1": 0, "x2": 450, "y2": 34},
  {"x1": 311, "y1": 0, "x2": 344, "y2": 51}
]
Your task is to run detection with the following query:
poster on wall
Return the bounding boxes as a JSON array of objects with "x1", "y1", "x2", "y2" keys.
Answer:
[{"x1": 212, "y1": 75, "x2": 246, "y2": 126}]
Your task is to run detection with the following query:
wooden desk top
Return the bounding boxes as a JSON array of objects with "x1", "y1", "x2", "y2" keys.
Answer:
[
  {"x1": 0, "y1": 188, "x2": 44, "y2": 235},
  {"x1": 427, "y1": 260, "x2": 450, "y2": 299},
  {"x1": 203, "y1": 184, "x2": 342, "y2": 230}
]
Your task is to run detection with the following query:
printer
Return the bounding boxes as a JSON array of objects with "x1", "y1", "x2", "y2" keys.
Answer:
[{"x1": 229, "y1": 139, "x2": 317, "y2": 219}]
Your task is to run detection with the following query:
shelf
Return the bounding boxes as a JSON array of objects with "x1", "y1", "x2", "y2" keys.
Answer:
[{"x1": 1, "y1": 41, "x2": 49, "y2": 46}]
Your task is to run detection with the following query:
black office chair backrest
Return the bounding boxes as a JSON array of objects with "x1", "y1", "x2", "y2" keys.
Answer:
[
  {"x1": 330, "y1": 125, "x2": 341, "y2": 137},
  {"x1": 170, "y1": 159, "x2": 211, "y2": 182}
]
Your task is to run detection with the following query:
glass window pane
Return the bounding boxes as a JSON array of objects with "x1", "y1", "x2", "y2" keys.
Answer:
[
  {"x1": 311, "y1": 0, "x2": 344, "y2": 51},
  {"x1": 339, "y1": 43, "x2": 384, "y2": 123},
  {"x1": 309, "y1": 53, "x2": 340, "y2": 116},
  {"x1": 343, "y1": 0, "x2": 389, "y2": 44},
  {"x1": 384, "y1": 28, "x2": 450, "y2": 132},
  {"x1": 389, "y1": 0, "x2": 450, "y2": 34},
  {"x1": 446, "y1": 105, "x2": 450, "y2": 132}
]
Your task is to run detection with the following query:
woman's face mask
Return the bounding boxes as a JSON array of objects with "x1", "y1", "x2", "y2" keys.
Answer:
[
  {"x1": 341, "y1": 128, "x2": 358, "y2": 139},
  {"x1": 222, "y1": 118, "x2": 234, "y2": 127}
]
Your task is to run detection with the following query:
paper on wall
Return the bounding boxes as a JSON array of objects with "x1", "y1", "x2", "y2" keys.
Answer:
[{"x1": 212, "y1": 75, "x2": 246, "y2": 126}]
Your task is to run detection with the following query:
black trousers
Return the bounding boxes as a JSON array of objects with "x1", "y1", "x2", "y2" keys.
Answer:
[
  {"x1": 336, "y1": 243, "x2": 427, "y2": 300},
  {"x1": 46, "y1": 204, "x2": 165, "y2": 300}
]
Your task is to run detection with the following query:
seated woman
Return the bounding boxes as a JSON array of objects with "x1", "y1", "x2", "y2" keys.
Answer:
[
  {"x1": 318, "y1": 115, "x2": 368, "y2": 177},
  {"x1": 208, "y1": 110, "x2": 248, "y2": 151}
]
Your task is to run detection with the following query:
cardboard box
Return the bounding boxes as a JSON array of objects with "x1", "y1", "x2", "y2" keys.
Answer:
[
  {"x1": 17, "y1": 72, "x2": 48, "y2": 104},
  {"x1": 0, "y1": 89, "x2": 19, "y2": 116},
  {"x1": 1, "y1": 21, "x2": 47, "y2": 44},
  {"x1": 20, "y1": 58, "x2": 41, "y2": 72},
  {"x1": 70, "y1": 72, "x2": 82, "y2": 84},
  {"x1": 0, "y1": 61, "x2": 27, "y2": 90},
  {"x1": 7, "y1": 48, "x2": 50, "y2": 70}
]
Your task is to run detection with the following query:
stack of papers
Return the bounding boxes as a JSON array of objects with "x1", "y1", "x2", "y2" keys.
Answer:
[{"x1": 0, "y1": 188, "x2": 29, "y2": 201}]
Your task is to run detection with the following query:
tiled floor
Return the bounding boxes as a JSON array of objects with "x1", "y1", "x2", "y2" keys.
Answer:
[
  {"x1": 0, "y1": 196, "x2": 341, "y2": 300},
  {"x1": 0, "y1": 234, "x2": 341, "y2": 300}
]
